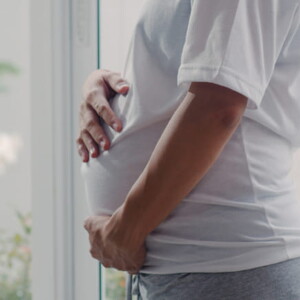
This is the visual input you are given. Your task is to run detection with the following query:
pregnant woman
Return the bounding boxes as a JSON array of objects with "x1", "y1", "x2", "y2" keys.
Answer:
[{"x1": 79, "y1": 0, "x2": 300, "y2": 299}]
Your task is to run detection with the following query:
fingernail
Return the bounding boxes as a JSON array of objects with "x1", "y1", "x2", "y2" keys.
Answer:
[
  {"x1": 100, "y1": 141, "x2": 105, "y2": 151},
  {"x1": 117, "y1": 82, "x2": 129, "y2": 90},
  {"x1": 112, "y1": 122, "x2": 119, "y2": 131},
  {"x1": 90, "y1": 148, "x2": 95, "y2": 155},
  {"x1": 82, "y1": 152, "x2": 88, "y2": 162}
]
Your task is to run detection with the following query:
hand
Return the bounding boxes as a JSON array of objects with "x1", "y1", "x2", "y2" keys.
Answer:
[
  {"x1": 77, "y1": 69, "x2": 130, "y2": 162},
  {"x1": 83, "y1": 215, "x2": 146, "y2": 274}
]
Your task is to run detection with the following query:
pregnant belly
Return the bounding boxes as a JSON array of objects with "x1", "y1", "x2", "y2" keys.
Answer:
[{"x1": 81, "y1": 120, "x2": 168, "y2": 216}]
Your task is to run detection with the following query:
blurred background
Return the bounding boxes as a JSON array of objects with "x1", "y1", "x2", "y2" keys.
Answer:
[
  {"x1": 0, "y1": 1, "x2": 31, "y2": 299},
  {"x1": 0, "y1": 0, "x2": 299, "y2": 300}
]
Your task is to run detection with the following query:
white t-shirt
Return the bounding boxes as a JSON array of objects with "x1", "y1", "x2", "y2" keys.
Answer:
[{"x1": 82, "y1": 0, "x2": 300, "y2": 273}]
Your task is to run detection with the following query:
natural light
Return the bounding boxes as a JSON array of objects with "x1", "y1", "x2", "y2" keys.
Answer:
[{"x1": 1, "y1": 0, "x2": 300, "y2": 299}]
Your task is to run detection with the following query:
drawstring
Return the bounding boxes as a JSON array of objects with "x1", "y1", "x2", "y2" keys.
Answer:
[
  {"x1": 126, "y1": 274, "x2": 133, "y2": 300},
  {"x1": 126, "y1": 273, "x2": 140, "y2": 300}
]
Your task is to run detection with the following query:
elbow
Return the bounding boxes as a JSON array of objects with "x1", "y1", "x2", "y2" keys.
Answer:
[
  {"x1": 209, "y1": 98, "x2": 247, "y2": 129},
  {"x1": 188, "y1": 82, "x2": 248, "y2": 128},
  {"x1": 218, "y1": 107, "x2": 244, "y2": 129}
]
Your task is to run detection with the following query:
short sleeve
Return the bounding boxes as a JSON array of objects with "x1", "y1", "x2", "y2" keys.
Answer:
[{"x1": 177, "y1": 0, "x2": 299, "y2": 109}]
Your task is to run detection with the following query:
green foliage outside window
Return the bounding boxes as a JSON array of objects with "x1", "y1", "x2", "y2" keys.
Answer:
[
  {"x1": 0, "y1": 61, "x2": 31, "y2": 299},
  {"x1": 0, "y1": 210, "x2": 32, "y2": 300},
  {"x1": 105, "y1": 268, "x2": 127, "y2": 300},
  {"x1": 0, "y1": 62, "x2": 19, "y2": 93}
]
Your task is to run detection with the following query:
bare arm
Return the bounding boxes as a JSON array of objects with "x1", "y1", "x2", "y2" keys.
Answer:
[
  {"x1": 105, "y1": 82, "x2": 248, "y2": 248},
  {"x1": 77, "y1": 69, "x2": 130, "y2": 162},
  {"x1": 84, "y1": 82, "x2": 248, "y2": 272}
]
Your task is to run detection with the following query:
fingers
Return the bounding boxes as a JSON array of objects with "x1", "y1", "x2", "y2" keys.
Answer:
[
  {"x1": 100, "y1": 261, "x2": 139, "y2": 273},
  {"x1": 77, "y1": 139, "x2": 89, "y2": 163},
  {"x1": 85, "y1": 91, "x2": 123, "y2": 134},
  {"x1": 83, "y1": 216, "x2": 91, "y2": 230},
  {"x1": 77, "y1": 130, "x2": 100, "y2": 161},
  {"x1": 84, "y1": 113, "x2": 111, "y2": 150},
  {"x1": 97, "y1": 70, "x2": 130, "y2": 131},
  {"x1": 78, "y1": 69, "x2": 130, "y2": 162},
  {"x1": 109, "y1": 250, "x2": 145, "y2": 273},
  {"x1": 77, "y1": 103, "x2": 111, "y2": 161},
  {"x1": 102, "y1": 69, "x2": 130, "y2": 97}
]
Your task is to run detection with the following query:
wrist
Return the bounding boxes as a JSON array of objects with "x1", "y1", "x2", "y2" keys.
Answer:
[{"x1": 105, "y1": 203, "x2": 147, "y2": 251}]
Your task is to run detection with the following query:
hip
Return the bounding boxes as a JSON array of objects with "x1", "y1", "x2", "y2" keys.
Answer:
[{"x1": 131, "y1": 257, "x2": 300, "y2": 300}]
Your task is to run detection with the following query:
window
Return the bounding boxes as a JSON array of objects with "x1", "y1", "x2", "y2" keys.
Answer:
[{"x1": 30, "y1": 0, "x2": 99, "y2": 299}]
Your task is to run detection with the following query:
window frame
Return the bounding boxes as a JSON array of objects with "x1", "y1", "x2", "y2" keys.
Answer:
[{"x1": 30, "y1": 0, "x2": 99, "y2": 299}]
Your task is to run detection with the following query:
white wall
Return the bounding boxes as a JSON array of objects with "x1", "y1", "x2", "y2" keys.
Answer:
[
  {"x1": 0, "y1": 0, "x2": 31, "y2": 233},
  {"x1": 100, "y1": 0, "x2": 146, "y2": 72}
]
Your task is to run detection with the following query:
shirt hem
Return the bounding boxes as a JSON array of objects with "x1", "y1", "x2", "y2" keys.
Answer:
[{"x1": 140, "y1": 253, "x2": 299, "y2": 275}]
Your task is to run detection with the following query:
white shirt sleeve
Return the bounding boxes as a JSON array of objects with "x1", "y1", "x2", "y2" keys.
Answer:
[{"x1": 177, "y1": 0, "x2": 299, "y2": 109}]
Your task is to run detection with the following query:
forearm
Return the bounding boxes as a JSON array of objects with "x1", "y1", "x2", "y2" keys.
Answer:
[{"x1": 111, "y1": 84, "x2": 247, "y2": 245}]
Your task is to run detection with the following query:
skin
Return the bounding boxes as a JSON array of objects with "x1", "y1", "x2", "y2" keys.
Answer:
[
  {"x1": 77, "y1": 69, "x2": 129, "y2": 162},
  {"x1": 81, "y1": 71, "x2": 248, "y2": 273}
]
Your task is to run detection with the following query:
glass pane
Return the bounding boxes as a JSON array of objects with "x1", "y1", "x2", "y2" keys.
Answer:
[
  {"x1": 0, "y1": 0, "x2": 32, "y2": 299},
  {"x1": 102, "y1": 267, "x2": 138, "y2": 300},
  {"x1": 103, "y1": 268, "x2": 126, "y2": 300}
]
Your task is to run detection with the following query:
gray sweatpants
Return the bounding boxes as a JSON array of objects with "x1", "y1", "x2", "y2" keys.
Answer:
[{"x1": 127, "y1": 257, "x2": 300, "y2": 300}]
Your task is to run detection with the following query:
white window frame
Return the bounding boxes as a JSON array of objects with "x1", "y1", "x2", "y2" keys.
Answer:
[{"x1": 30, "y1": 0, "x2": 100, "y2": 299}]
